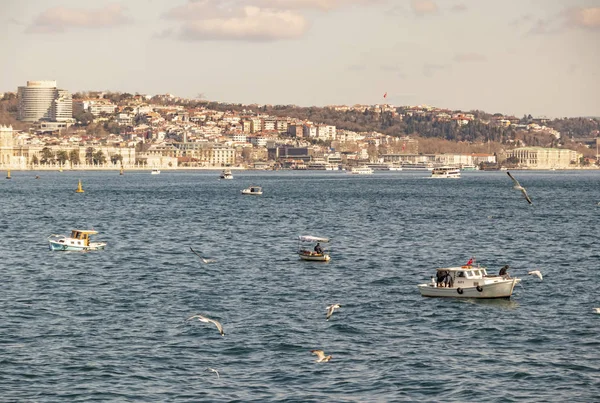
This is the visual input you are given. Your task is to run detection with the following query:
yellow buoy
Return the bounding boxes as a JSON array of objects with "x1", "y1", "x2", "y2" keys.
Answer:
[
  {"x1": 75, "y1": 179, "x2": 84, "y2": 193},
  {"x1": 6, "y1": 169, "x2": 10, "y2": 179}
]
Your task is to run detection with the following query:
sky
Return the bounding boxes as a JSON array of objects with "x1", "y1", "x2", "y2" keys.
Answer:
[{"x1": 1, "y1": 0, "x2": 599, "y2": 118}]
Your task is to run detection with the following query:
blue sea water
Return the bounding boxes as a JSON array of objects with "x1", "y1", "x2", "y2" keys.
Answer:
[{"x1": 1, "y1": 169, "x2": 599, "y2": 402}]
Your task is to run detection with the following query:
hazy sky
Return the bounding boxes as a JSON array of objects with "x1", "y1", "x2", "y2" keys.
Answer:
[{"x1": 1, "y1": 0, "x2": 599, "y2": 117}]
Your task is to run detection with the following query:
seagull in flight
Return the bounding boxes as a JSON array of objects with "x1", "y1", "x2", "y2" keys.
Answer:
[
  {"x1": 190, "y1": 247, "x2": 217, "y2": 263},
  {"x1": 206, "y1": 368, "x2": 220, "y2": 379},
  {"x1": 528, "y1": 270, "x2": 543, "y2": 280},
  {"x1": 187, "y1": 314, "x2": 225, "y2": 336},
  {"x1": 507, "y1": 172, "x2": 532, "y2": 204},
  {"x1": 310, "y1": 349, "x2": 332, "y2": 362},
  {"x1": 326, "y1": 304, "x2": 342, "y2": 321}
]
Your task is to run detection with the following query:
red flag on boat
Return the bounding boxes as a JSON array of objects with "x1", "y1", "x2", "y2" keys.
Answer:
[{"x1": 466, "y1": 257, "x2": 473, "y2": 266}]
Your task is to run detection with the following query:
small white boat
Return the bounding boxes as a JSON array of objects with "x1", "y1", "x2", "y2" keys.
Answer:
[
  {"x1": 297, "y1": 235, "x2": 331, "y2": 262},
  {"x1": 151, "y1": 169, "x2": 161, "y2": 175},
  {"x1": 417, "y1": 263, "x2": 521, "y2": 299},
  {"x1": 48, "y1": 230, "x2": 107, "y2": 251},
  {"x1": 220, "y1": 169, "x2": 233, "y2": 179},
  {"x1": 241, "y1": 186, "x2": 262, "y2": 195},
  {"x1": 431, "y1": 166, "x2": 461, "y2": 178},
  {"x1": 349, "y1": 166, "x2": 374, "y2": 175}
]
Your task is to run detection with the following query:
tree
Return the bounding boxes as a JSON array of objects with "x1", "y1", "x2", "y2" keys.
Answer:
[
  {"x1": 56, "y1": 150, "x2": 69, "y2": 165},
  {"x1": 74, "y1": 111, "x2": 94, "y2": 126},
  {"x1": 93, "y1": 150, "x2": 106, "y2": 165},
  {"x1": 85, "y1": 147, "x2": 95, "y2": 164},
  {"x1": 40, "y1": 147, "x2": 54, "y2": 164},
  {"x1": 31, "y1": 154, "x2": 39, "y2": 165},
  {"x1": 111, "y1": 154, "x2": 123, "y2": 165},
  {"x1": 69, "y1": 149, "x2": 80, "y2": 165}
]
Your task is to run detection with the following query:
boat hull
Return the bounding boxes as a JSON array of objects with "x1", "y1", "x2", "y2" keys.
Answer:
[
  {"x1": 49, "y1": 240, "x2": 106, "y2": 251},
  {"x1": 298, "y1": 252, "x2": 331, "y2": 262},
  {"x1": 418, "y1": 279, "x2": 519, "y2": 299}
]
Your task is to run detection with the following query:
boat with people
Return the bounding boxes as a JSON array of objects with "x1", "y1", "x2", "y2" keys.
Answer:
[
  {"x1": 349, "y1": 166, "x2": 374, "y2": 175},
  {"x1": 431, "y1": 166, "x2": 461, "y2": 178},
  {"x1": 401, "y1": 162, "x2": 433, "y2": 171},
  {"x1": 220, "y1": 169, "x2": 233, "y2": 179},
  {"x1": 48, "y1": 230, "x2": 107, "y2": 251},
  {"x1": 151, "y1": 169, "x2": 161, "y2": 175},
  {"x1": 297, "y1": 235, "x2": 331, "y2": 261},
  {"x1": 417, "y1": 260, "x2": 521, "y2": 299},
  {"x1": 241, "y1": 186, "x2": 263, "y2": 195}
]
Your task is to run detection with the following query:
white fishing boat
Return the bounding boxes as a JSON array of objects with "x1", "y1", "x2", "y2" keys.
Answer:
[
  {"x1": 350, "y1": 166, "x2": 374, "y2": 175},
  {"x1": 151, "y1": 169, "x2": 161, "y2": 175},
  {"x1": 220, "y1": 169, "x2": 233, "y2": 179},
  {"x1": 241, "y1": 186, "x2": 263, "y2": 195},
  {"x1": 431, "y1": 166, "x2": 461, "y2": 178},
  {"x1": 297, "y1": 235, "x2": 331, "y2": 262},
  {"x1": 417, "y1": 263, "x2": 521, "y2": 299},
  {"x1": 48, "y1": 230, "x2": 107, "y2": 251}
]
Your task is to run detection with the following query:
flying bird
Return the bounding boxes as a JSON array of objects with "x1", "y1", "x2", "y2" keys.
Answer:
[
  {"x1": 326, "y1": 304, "x2": 342, "y2": 321},
  {"x1": 187, "y1": 314, "x2": 225, "y2": 336},
  {"x1": 206, "y1": 367, "x2": 220, "y2": 379},
  {"x1": 507, "y1": 171, "x2": 532, "y2": 204},
  {"x1": 528, "y1": 270, "x2": 543, "y2": 280},
  {"x1": 190, "y1": 247, "x2": 217, "y2": 263},
  {"x1": 310, "y1": 349, "x2": 332, "y2": 362}
]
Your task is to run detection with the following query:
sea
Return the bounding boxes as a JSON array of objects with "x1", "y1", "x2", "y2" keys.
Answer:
[{"x1": 1, "y1": 169, "x2": 599, "y2": 402}]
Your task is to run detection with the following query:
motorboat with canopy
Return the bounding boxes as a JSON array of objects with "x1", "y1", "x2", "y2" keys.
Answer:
[{"x1": 297, "y1": 235, "x2": 331, "y2": 261}]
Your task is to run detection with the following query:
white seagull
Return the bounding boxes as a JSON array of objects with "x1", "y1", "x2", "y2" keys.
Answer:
[
  {"x1": 206, "y1": 367, "x2": 220, "y2": 379},
  {"x1": 310, "y1": 349, "x2": 332, "y2": 362},
  {"x1": 507, "y1": 171, "x2": 532, "y2": 204},
  {"x1": 190, "y1": 247, "x2": 217, "y2": 263},
  {"x1": 528, "y1": 270, "x2": 543, "y2": 280},
  {"x1": 187, "y1": 314, "x2": 225, "y2": 336},
  {"x1": 326, "y1": 304, "x2": 342, "y2": 321},
  {"x1": 593, "y1": 308, "x2": 600, "y2": 314}
]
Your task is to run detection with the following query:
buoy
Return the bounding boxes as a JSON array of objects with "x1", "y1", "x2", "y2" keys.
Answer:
[
  {"x1": 120, "y1": 167, "x2": 124, "y2": 175},
  {"x1": 6, "y1": 169, "x2": 10, "y2": 179},
  {"x1": 75, "y1": 179, "x2": 84, "y2": 193},
  {"x1": 59, "y1": 166, "x2": 63, "y2": 172}
]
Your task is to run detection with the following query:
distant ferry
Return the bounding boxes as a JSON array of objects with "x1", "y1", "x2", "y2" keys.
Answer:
[
  {"x1": 350, "y1": 166, "x2": 374, "y2": 175},
  {"x1": 431, "y1": 166, "x2": 461, "y2": 178},
  {"x1": 461, "y1": 164, "x2": 479, "y2": 171},
  {"x1": 401, "y1": 162, "x2": 433, "y2": 171},
  {"x1": 306, "y1": 162, "x2": 338, "y2": 170}
]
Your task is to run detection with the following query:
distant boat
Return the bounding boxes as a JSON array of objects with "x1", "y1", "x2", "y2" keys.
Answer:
[
  {"x1": 220, "y1": 169, "x2": 233, "y2": 179},
  {"x1": 48, "y1": 229, "x2": 106, "y2": 251},
  {"x1": 241, "y1": 186, "x2": 263, "y2": 195},
  {"x1": 151, "y1": 169, "x2": 160, "y2": 175},
  {"x1": 431, "y1": 166, "x2": 461, "y2": 178},
  {"x1": 349, "y1": 166, "x2": 374, "y2": 175}
]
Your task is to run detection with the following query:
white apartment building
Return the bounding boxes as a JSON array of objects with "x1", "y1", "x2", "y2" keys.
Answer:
[
  {"x1": 250, "y1": 118, "x2": 262, "y2": 133},
  {"x1": 73, "y1": 99, "x2": 118, "y2": 116},
  {"x1": 262, "y1": 118, "x2": 276, "y2": 132},
  {"x1": 17, "y1": 80, "x2": 73, "y2": 122},
  {"x1": 317, "y1": 125, "x2": 336, "y2": 140},
  {"x1": 210, "y1": 146, "x2": 236, "y2": 166},
  {"x1": 303, "y1": 124, "x2": 317, "y2": 138}
]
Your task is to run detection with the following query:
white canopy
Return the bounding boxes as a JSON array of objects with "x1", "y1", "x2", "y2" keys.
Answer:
[{"x1": 298, "y1": 235, "x2": 329, "y2": 243}]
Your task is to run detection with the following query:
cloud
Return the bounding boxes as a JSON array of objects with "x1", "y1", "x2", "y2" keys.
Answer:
[
  {"x1": 26, "y1": 4, "x2": 130, "y2": 33},
  {"x1": 254, "y1": 0, "x2": 379, "y2": 11},
  {"x1": 450, "y1": 4, "x2": 467, "y2": 13},
  {"x1": 166, "y1": 4, "x2": 309, "y2": 41},
  {"x1": 564, "y1": 7, "x2": 600, "y2": 30},
  {"x1": 453, "y1": 53, "x2": 486, "y2": 63},
  {"x1": 422, "y1": 63, "x2": 446, "y2": 77},
  {"x1": 410, "y1": 0, "x2": 438, "y2": 16}
]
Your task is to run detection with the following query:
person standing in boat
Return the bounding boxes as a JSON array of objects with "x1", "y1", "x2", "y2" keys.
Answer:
[{"x1": 314, "y1": 242, "x2": 323, "y2": 255}]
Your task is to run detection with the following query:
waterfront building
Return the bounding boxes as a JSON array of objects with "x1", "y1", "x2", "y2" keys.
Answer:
[
  {"x1": 505, "y1": 147, "x2": 581, "y2": 169},
  {"x1": 0, "y1": 125, "x2": 14, "y2": 165},
  {"x1": 17, "y1": 80, "x2": 73, "y2": 122}
]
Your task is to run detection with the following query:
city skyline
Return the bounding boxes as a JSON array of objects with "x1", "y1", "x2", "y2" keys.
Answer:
[{"x1": 1, "y1": 0, "x2": 599, "y2": 118}]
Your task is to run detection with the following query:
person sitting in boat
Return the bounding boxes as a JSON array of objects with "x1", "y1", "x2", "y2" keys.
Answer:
[
  {"x1": 314, "y1": 243, "x2": 323, "y2": 255},
  {"x1": 499, "y1": 265, "x2": 510, "y2": 278},
  {"x1": 436, "y1": 271, "x2": 447, "y2": 287}
]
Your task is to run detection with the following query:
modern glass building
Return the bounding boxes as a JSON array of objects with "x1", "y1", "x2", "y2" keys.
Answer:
[{"x1": 17, "y1": 80, "x2": 72, "y2": 122}]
